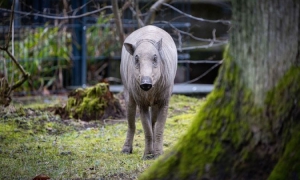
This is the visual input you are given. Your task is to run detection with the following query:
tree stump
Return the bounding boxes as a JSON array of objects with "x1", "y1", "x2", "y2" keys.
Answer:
[{"x1": 59, "y1": 83, "x2": 125, "y2": 121}]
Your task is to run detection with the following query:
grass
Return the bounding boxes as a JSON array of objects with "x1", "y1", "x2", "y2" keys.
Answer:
[{"x1": 0, "y1": 94, "x2": 205, "y2": 179}]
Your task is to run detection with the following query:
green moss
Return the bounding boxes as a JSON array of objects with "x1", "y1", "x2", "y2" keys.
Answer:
[
  {"x1": 140, "y1": 46, "x2": 256, "y2": 179},
  {"x1": 0, "y1": 94, "x2": 201, "y2": 179},
  {"x1": 265, "y1": 67, "x2": 300, "y2": 134},
  {"x1": 141, "y1": 44, "x2": 300, "y2": 179},
  {"x1": 264, "y1": 66, "x2": 300, "y2": 179},
  {"x1": 268, "y1": 125, "x2": 300, "y2": 180},
  {"x1": 65, "y1": 83, "x2": 111, "y2": 120}
]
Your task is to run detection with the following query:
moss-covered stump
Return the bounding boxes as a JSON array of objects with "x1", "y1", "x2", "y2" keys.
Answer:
[{"x1": 58, "y1": 83, "x2": 125, "y2": 121}]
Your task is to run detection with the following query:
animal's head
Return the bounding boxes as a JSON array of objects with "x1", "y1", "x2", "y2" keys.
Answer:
[{"x1": 124, "y1": 38, "x2": 163, "y2": 91}]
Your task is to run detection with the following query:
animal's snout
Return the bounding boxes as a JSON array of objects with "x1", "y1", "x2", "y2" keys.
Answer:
[{"x1": 140, "y1": 76, "x2": 152, "y2": 91}]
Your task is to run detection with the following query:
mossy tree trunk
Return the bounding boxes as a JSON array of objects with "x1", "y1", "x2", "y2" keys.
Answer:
[{"x1": 140, "y1": 0, "x2": 300, "y2": 179}]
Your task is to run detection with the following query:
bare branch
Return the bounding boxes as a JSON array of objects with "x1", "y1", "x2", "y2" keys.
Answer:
[
  {"x1": 121, "y1": 0, "x2": 132, "y2": 12},
  {"x1": 154, "y1": 21, "x2": 228, "y2": 51},
  {"x1": 71, "y1": 0, "x2": 92, "y2": 16},
  {"x1": 0, "y1": 5, "x2": 112, "y2": 20},
  {"x1": 155, "y1": 21, "x2": 226, "y2": 43},
  {"x1": 179, "y1": 61, "x2": 222, "y2": 84},
  {"x1": 131, "y1": 0, "x2": 145, "y2": 27},
  {"x1": 178, "y1": 29, "x2": 228, "y2": 51},
  {"x1": 5, "y1": 48, "x2": 29, "y2": 95},
  {"x1": 162, "y1": 3, "x2": 231, "y2": 25},
  {"x1": 180, "y1": 41, "x2": 227, "y2": 51},
  {"x1": 178, "y1": 60, "x2": 222, "y2": 64},
  {"x1": 5, "y1": 0, "x2": 15, "y2": 49},
  {"x1": 207, "y1": 29, "x2": 216, "y2": 47},
  {"x1": 144, "y1": 0, "x2": 172, "y2": 25},
  {"x1": 0, "y1": 0, "x2": 29, "y2": 106},
  {"x1": 112, "y1": 0, "x2": 125, "y2": 44},
  {"x1": 5, "y1": 43, "x2": 28, "y2": 77},
  {"x1": 7, "y1": 74, "x2": 29, "y2": 95},
  {"x1": 129, "y1": 6, "x2": 145, "y2": 27},
  {"x1": 176, "y1": 29, "x2": 182, "y2": 51}
]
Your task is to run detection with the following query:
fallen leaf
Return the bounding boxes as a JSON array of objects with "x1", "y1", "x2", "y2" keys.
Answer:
[{"x1": 32, "y1": 174, "x2": 51, "y2": 180}]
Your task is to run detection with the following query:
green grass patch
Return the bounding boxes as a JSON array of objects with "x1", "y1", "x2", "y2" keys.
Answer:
[{"x1": 0, "y1": 94, "x2": 205, "y2": 179}]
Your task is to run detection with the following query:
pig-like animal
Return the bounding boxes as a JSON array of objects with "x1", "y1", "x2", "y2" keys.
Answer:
[{"x1": 120, "y1": 25, "x2": 177, "y2": 159}]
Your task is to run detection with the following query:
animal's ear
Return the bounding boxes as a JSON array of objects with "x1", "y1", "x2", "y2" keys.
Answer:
[
  {"x1": 156, "y1": 38, "x2": 162, "y2": 51},
  {"x1": 124, "y1": 42, "x2": 135, "y2": 56}
]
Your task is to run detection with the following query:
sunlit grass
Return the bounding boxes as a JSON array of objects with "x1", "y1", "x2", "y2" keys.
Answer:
[{"x1": 0, "y1": 94, "x2": 205, "y2": 179}]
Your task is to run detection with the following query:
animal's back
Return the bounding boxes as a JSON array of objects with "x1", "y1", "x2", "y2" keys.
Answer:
[{"x1": 124, "y1": 25, "x2": 176, "y2": 50}]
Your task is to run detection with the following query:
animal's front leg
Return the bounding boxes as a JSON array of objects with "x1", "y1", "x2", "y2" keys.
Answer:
[
  {"x1": 122, "y1": 96, "x2": 136, "y2": 154},
  {"x1": 153, "y1": 104, "x2": 169, "y2": 157},
  {"x1": 140, "y1": 106, "x2": 154, "y2": 159},
  {"x1": 151, "y1": 105, "x2": 159, "y2": 143}
]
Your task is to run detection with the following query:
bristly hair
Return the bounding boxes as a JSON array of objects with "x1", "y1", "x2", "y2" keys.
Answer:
[{"x1": 136, "y1": 39, "x2": 157, "y2": 48}]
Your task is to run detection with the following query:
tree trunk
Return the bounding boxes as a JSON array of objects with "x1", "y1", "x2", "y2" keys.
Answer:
[
  {"x1": 112, "y1": 0, "x2": 124, "y2": 44},
  {"x1": 140, "y1": 0, "x2": 300, "y2": 179}
]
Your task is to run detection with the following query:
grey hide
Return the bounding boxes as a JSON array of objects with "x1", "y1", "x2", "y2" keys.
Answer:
[{"x1": 120, "y1": 25, "x2": 178, "y2": 159}]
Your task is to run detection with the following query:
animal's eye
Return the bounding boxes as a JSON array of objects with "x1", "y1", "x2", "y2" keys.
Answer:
[
  {"x1": 153, "y1": 54, "x2": 157, "y2": 64},
  {"x1": 135, "y1": 55, "x2": 139, "y2": 63},
  {"x1": 134, "y1": 55, "x2": 139, "y2": 68}
]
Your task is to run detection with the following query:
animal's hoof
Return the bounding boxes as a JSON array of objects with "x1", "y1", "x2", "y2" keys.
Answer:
[
  {"x1": 121, "y1": 146, "x2": 132, "y2": 154},
  {"x1": 154, "y1": 153, "x2": 162, "y2": 158},
  {"x1": 142, "y1": 153, "x2": 155, "y2": 160}
]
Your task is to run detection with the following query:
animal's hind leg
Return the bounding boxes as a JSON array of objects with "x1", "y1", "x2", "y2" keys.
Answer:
[{"x1": 122, "y1": 95, "x2": 136, "y2": 154}]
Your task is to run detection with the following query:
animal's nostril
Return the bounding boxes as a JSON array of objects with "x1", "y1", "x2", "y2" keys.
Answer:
[
  {"x1": 140, "y1": 76, "x2": 152, "y2": 91},
  {"x1": 140, "y1": 83, "x2": 152, "y2": 91}
]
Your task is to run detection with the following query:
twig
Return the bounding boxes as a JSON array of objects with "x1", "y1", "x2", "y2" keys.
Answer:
[
  {"x1": 172, "y1": 27, "x2": 227, "y2": 51},
  {"x1": 134, "y1": 0, "x2": 143, "y2": 28},
  {"x1": 176, "y1": 29, "x2": 182, "y2": 51},
  {"x1": 144, "y1": 0, "x2": 172, "y2": 25},
  {"x1": 179, "y1": 61, "x2": 223, "y2": 84},
  {"x1": 178, "y1": 60, "x2": 222, "y2": 64},
  {"x1": 180, "y1": 41, "x2": 228, "y2": 51},
  {"x1": 129, "y1": 0, "x2": 145, "y2": 27},
  {"x1": 129, "y1": 6, "x2": 145, "y2": 27},
  {"x1": 71, "y1": 0, "x2": 92, "y2": 16},
  {"x1": 208, "y1": 29, "x2": 216, "y2": 46},
  {"x1": 155, "y1": 21, "x2": 226, "y2": 43},
  {"x1": 0, "y1": 5, "x2": 112, "y2": 20},
  {"x1": 121, "y1": 0, "x2": 132, "y2": 12},
  {"x1": 162, "y1": 3, "x2": 231, "y2": 25}
]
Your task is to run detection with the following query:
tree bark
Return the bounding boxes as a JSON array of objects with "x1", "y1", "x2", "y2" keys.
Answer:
[
  {"x1": 140, "y1": 0, "x2": 300, "y2": 179},
  {"x1": 112, "y1": 0, "x2": 124, "y2": 44}
]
